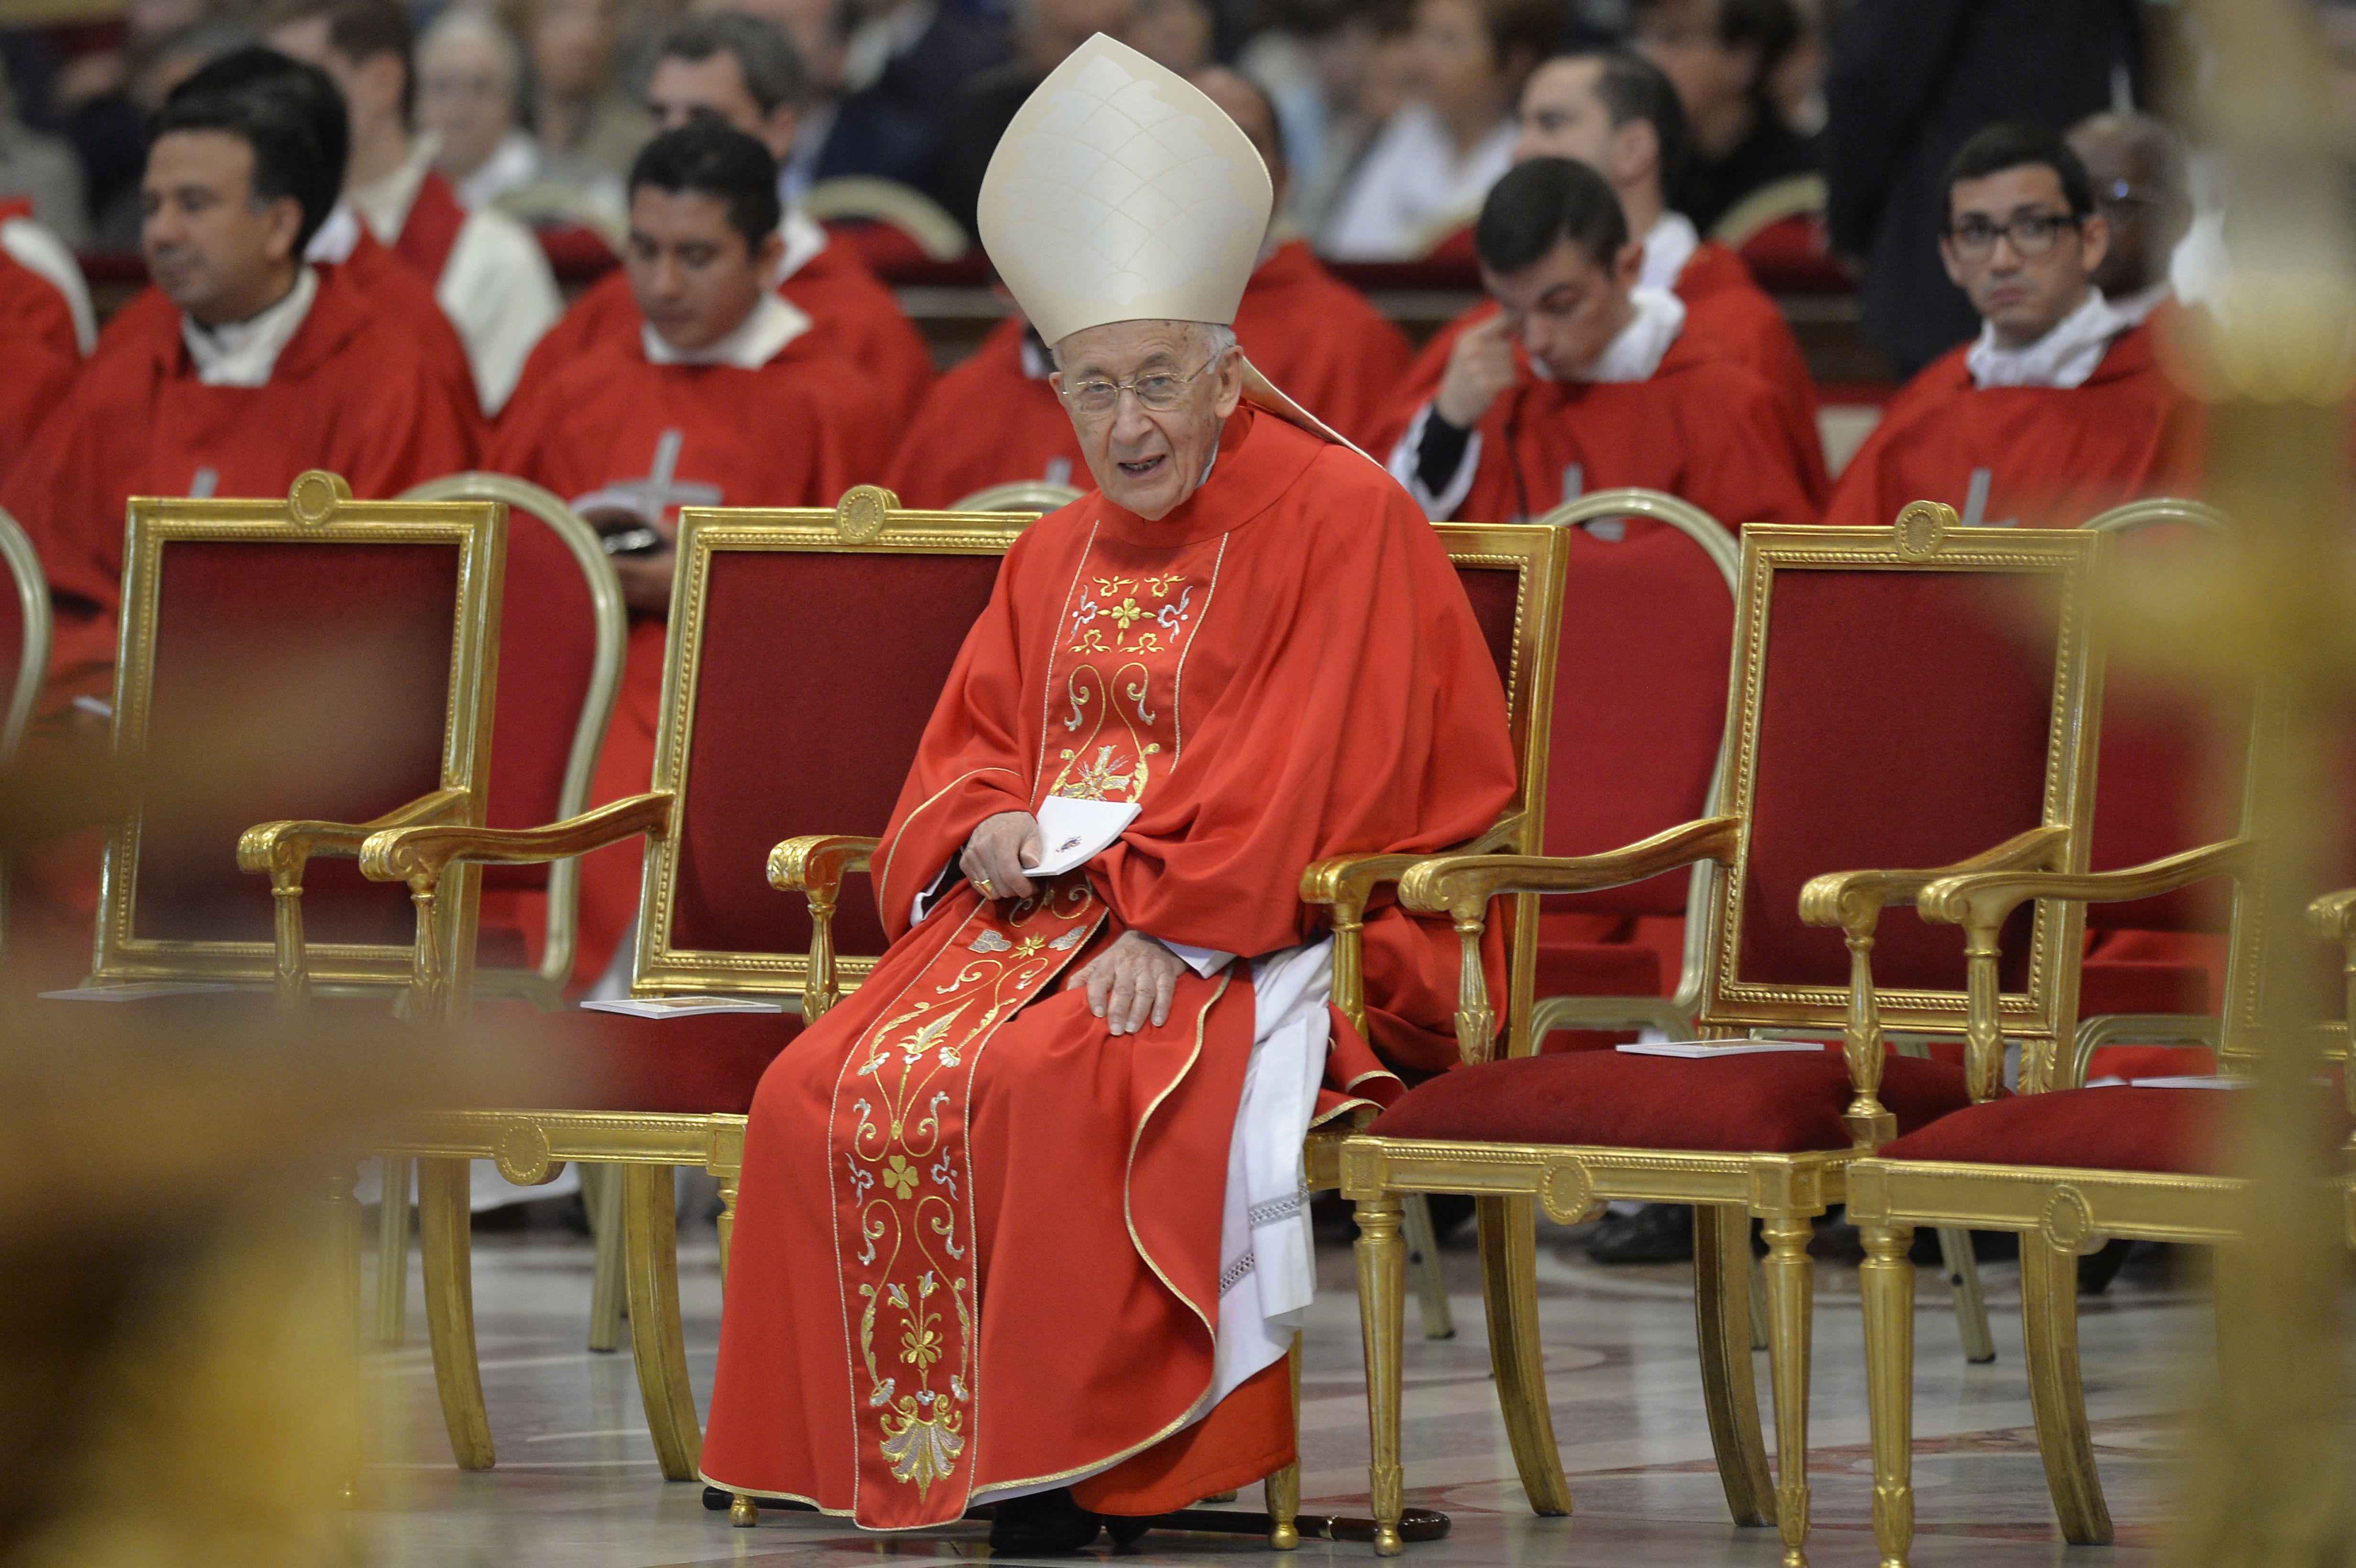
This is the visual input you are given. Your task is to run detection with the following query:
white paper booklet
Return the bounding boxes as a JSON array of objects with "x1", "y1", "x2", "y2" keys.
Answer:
[
  {"x1": 39, "y1": 981, "x2": 236, "y2": 1002},
  {"x1": 581, "y1": 997, "x2": 786, "y2": 1019},
  {"x1": 1022, "y1": 795, "x2": 1142, "y2": 878},
  {"x1": 1615, "y1": 1039, "x2": 1825, "y2": 1059}
]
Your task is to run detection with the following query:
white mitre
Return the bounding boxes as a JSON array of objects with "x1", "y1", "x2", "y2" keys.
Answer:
[{"x1": 976, "y1": 33, "x2": 1359, "y2": 452}]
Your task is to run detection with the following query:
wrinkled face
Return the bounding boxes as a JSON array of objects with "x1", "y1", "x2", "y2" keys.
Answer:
[
  {"x1": 1481, "y1": 236, "x2": 1640, "y2": 379},
  {"x1": 1050, "y1": 320, "x2": 1244, "y2": 521},
  {"x1": 1514, "y1": 58, "x2": 1616, "y2": 167},
  {"x1": 420, "y1": 29, "x2": 519, "y2": 176},
  {"x1": 1940, "y1": 163, "x2": 2108, "y2": 349},
  {"x1": 1631, "y1": 0, "x2": 1754, "y2": 119},
  {"x1": 626, "y1": 185, "x2": 777, "y2": 352},
  {"x1": 1411, "y1": 0, "x2": 1503, "y2": 117},
  {"x1": 142, "y1": 130, "x2": 303, "y2": 325},
  {"x1": 646, "y1": 52, "x2": 796, "y2": 161},
  {"x1": 531, "y1": 0, "x2": 612, "y2": 98}
]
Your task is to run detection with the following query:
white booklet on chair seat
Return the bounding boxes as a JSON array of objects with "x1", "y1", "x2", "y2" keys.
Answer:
[
  {"x1": 581, "y1": 996, "x2": 787, "y2": 1019},
  {"x1": 1615, "y1": 1039, "x2": 1825, "y2": 1059},
  {"x1": 2087, "y1": 1074, "x2": 2239, "y2": 1090},
  {"x1": 40, "y1": 981, "x2": 236, "y2": 1001}
]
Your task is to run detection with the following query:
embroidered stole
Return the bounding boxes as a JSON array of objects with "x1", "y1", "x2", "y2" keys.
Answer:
[{"x1": 828, "y1": 523, "x2": 1225, "y2": 1526}]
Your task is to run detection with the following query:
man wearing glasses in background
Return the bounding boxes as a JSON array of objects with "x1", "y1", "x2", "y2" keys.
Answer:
[{"x1": 1823, "y1": 122, "x2": 2203, "y2": 531}]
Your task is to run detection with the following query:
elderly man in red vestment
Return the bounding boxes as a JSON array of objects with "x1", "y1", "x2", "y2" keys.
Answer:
[
  {"x1": 887, "y1": 62, "x2": 1411, "y2": 509},
  {"x1": 700, "y1": 36, "x2": 1516, "y2": 1551},
  {"x1": 1410, "y1": 48, "x2": 1826, "y2": 496},
  {"x1": 1823, "y1": 124, "x2": 2203, "y2": 533},
  {"x1": 497, "y1": 120, "x2": 894, "y2": 982},
  {"x1": 1376, "y1": 155, "x2": 1816, "y2": 529},
  {"x1": 509, "y1": 12, "x2": 935, "y2": 424},
  {"x1": 0, "y1": 50, "x2": 475, "y2": 716}
]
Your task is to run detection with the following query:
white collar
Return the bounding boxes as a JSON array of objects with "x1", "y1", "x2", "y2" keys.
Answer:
[
  {"x1": 455, "y1": 131, "x2": 541, "y2": 210},
  {"x1": 183, "y1": 265, "x2": 318, "y2": 386},
  {"x1": 642, "y1": 289, "x2": 811, "y2": 368},
  {"x1": 305, "y1": 203, "x2": 362, "y2": 264},
  {"x1": 1965, "y1": 287, "x2": 2130, "y2": 390},
  {"x1": 348, "y1": 136, "x2": 437, "y2": 245},
  {"x1": 1531, "y1": 286, "x2": 1685, "y2": 384},
  {"x1": 2108, "y1": 279, "x2": 2173, "y2": 327},
  {"x1": 771, "y1": 207, "x2": 829, "y2": 285},
  {"x1": 1637, "y1": 211, "x2": 1699, "y2": 294}
]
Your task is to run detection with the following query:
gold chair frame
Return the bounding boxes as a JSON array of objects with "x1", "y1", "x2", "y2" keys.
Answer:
[
  {"x1": 0, "y1": 504, "x2": 52, "y2": 965},
  {"x1": 103, "y1": 471, "x2": 505, "y2": 998},
  {"x1": 801, "y1": 175, "x2": 972, "y2": 261},
  {"x1": 1341, "y1": 508, "x2": 2109, "y2": 1565},
  {"x1": 951, "y1": 479, "x2": 1083, "y2": 514},
  {"x1": 350, "y1": 488, "x2": 1042, "y2": 1481},
  {"x1": 772, "y1": 520, "x2": 1571, "y2": 1544}
]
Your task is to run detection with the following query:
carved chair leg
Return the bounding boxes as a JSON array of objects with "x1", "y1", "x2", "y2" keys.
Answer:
[
  {"x1": 1266, "y1": 1334, "x2": 1302, "y2": 1549},
  {"x1": 1354, "y1": 1194, "x2": 1408, "y2": 1557},
  {"x1": 2021, "y1": 1239, "x2": 2112, "y2": 1544},
  {"x1": 622, "y1": 1162, "x2": 703, "y2": 1481},
  {"x1": 1402, "y1": 1193, "x2": 1457, "y2": 1339},
  {"x1": 1477, "y1": 1194, "x2": 1571, "y2": 1516},
  {"x1": 1749, "y1": 1256, "x2": 1769, "y2": 1351},
  {"x1": 584, "y1": 1164, "x2": 625, "y2": 1354},
  {"x1": 1860, "y1": 1224, "x2": 1917, "y2": 1568},
  {"x1": 417, "y1": 1156, "x2": 495, "y2": 1470},
  {"x1": 1760, "y1": 1214, "x2": 1815, "y2": 1568},
  {"x1": 730, "y1": 1492, "x2": 759, "y2": 1527},
  {"x1": 1936, "y1": 1226, "x2": 1996, "y2": 1364},
  {"x1": 374, "y1": 1156, "x2": 411, "y2": 1346},
  {"x1": 1693, "y1": 1204, "x2": 1774, "y2": 1527},
  {"x1": 324, "y1": 1165, "x2": 365, "y2": 1506}
]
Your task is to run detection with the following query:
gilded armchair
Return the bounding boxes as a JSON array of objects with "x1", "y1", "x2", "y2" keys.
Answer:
[
  {"x1": 352, "y1": 487, "x2": 1039, "y2": 1481},
  {"x1": 951, "y1": 479, "x2": 1083, "y2": 514},
  {"x1": 1340, "y1": 507, "x2": 2109, "y2": 1566}
]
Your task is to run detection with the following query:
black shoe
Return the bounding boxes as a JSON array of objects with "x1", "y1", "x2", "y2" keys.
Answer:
[
  {"x1": 1104, "y1": 1514, "x2": 1153, "y2": 1550},
  {"x1": 988, "y1": 1488, "x2": 1103, "y2": 1556},
  {"x1": 1584, "y1": 1203, "x2": 1693, "y2": 1264},
  {"x1": 2078, "y1": 1237, "x2": 2134, "y2": 1295}
]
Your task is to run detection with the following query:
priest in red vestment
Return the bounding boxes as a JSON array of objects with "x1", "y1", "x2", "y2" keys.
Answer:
[
  {"x1": 1409, "y1": 48, "x2": 1826, "y2": 497},
  {"x1": 507, "y1": 13, "x2": 934, "y2": 425},
  {"x1": 266, "y1": 0, "x2": 562, "y2": 414},
  {"x1": 1823, "y1": 125, "x2": 2204, "y2": 533},
  {"x1": 1375, "y1": 155, "x2": 1817, "y2": 529},
  {"x1": 886, "y1": 66, "x2": 1411, "y2": 510},
  {"x1": 701, "y1": 37, "x2": 1516, "y2": 1550},
  {"x1": 497, "y1": 120, "x2": 895, "y2": 982},
  {"x1": 0, "y1": 242, "x2": 80, "y2": 465},
  {"x1": 0, "y1": 51, "x2": 476, "y2": 715}
]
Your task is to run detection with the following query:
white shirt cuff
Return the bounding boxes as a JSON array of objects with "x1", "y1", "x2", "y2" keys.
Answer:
[
  {"x1": 1158, "y1": 938, "x2": 1234, "y2": 977},
  {"x1": 1385, "y1": 401, "x2": 1482, "y2": 522}
]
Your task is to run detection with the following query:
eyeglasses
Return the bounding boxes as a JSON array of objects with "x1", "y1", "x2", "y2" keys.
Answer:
[
  {"x1": 2098, "y1": 178, "x2": 2162, "y2": 208},
  {"x1": 1058, "y1": 356, "x2": 1216, "y2": 418},
  {"x1": 1945, "y1": 211, "x2": 2083, "y2": 261}
]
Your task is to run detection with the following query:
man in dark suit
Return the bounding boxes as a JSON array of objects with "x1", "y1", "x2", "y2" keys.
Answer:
[
  {"x1": 1823, "y1": 0, "x2": 2146, "y2": 374},
  {"x1": 815, "y1": 0, "x2": 1008, "y2": 198}
]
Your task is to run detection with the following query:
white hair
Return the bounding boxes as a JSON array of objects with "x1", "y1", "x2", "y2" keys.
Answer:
[{"x1": 419, "y1": 6, "x2": 525, "y2": 91}]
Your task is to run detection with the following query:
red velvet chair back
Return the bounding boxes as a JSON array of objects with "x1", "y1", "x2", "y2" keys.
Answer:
[
  {"x1": 0, "y1": 506, "x2": 42, "y2": 765},
  {"x1": 92, "y1": 475, "x2": 502, "y2": 987},
  {"x1": 1706, "y1": 512, "x2": 2104, "y2": 1040},
  {"x1": 1433, "y1": 522, "x2": 1571, "y2": 849},
  {"x1": 633, "y1": 494, "x2": 1036, "y2": 997}
]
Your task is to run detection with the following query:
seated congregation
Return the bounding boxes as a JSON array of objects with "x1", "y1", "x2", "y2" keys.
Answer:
[{"x1": 0, "y1": 12, "x2": 2324, "y2": 1568}]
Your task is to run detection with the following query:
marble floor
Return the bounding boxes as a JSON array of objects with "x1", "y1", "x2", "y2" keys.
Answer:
[{"x1": 359, "y1": 1216, "x2": 2211, "y2": 1568}]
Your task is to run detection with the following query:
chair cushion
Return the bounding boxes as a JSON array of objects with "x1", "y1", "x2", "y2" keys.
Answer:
[
  {"x1": 1876, "y1": 1086, "x2": 2225, "y2": 1175},
  {"x1": 1366, "y1": 1047, "x2": 1976, "y2": 1154},
  {"x1": 1533, "y1": 939, "x2": 1662, "y2": 1001},
  {"x1": 499, "y1": 1005, "x2": 802, "y2": 1115},
  {"x1": 2079, "y1": 957, "x2": 2211, "y2": 1018}
]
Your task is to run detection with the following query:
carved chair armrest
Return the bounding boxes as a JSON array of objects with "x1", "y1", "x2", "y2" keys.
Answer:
[
  {"x1": 2312, "y1": 888, "x2": 2356, "y2": 943},
  {"x1": 234, "y1": 787, "x2": 472, "y2": 1009},
  {"x1": 355, "y1": 792, "x2": 675, "y2": 1022},
  {"x1": 767, "y1": 835, "x2": 880, "y2": 1023},
  {"x1": 1380, "y1": 816, "x2": 1742, "y2": 1068},
  {"x1": 1299, "y1": 813, "x2": 1525, "y2": 1038},
  {"x1": 1793, "y1": 826, "x2": 2073, "y2": 1123},
  {"x1": 1912, "y1": 838, "x2": 2255, "y2": 1102}
]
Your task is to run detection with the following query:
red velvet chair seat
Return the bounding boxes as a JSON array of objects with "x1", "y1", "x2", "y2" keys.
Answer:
[
  {"x1": 493, "y1": 1006, "x2": 803, "y2": 1115},
  {"x1": 1366, "y1": 1048, "x2": 1976, "y2": 1154},
  {"x1": 1532, "y1": 939, "x2": 1662, "y2": 1000},
  {"x1": 1876, "y1": 1087, "x2": 2230, "y2": 1175},
  {"x1": 2078, "y1": 957, "x2": 2211, "y2": 1018}
]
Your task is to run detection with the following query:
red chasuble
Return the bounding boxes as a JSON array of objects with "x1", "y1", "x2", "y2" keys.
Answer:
[
  {"x1": 509, "y1": 233, "x2": 935, "y2": 425},
  {"x1": 1822, "y1": 324, "x2": 2205, "y2": 532},
  {"x1": 700, "y1": 408, "x2": 1516, "y2": 1524},
  {"x1": 0, "y1": 248, "x2": 78, "y2": 464},
  {"x1": 1373, "y1": 330, "x2": 1820, "y2": 529},
  {"x1": 1233, "y1": 240, "x2": 1414, "y2": 448},
  {"x1": 885, "y1": 316, "x2": 1082, "y2": 509},
  {"x1": 0, "y1": 262, "x2": 477, "y2": 711},
  {"x1": 1382, "y1": 240, "x2": 1828, "y2": 501},
  {"x1": 495, "y1": 333, "x2": 898, "y2": 981}
]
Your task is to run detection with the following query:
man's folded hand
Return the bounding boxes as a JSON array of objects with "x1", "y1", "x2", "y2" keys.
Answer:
[
  {"x1": 1068, "y1": 929, "x2": 1185, "y2": 1036},
  {"x1": 961, "y1": 810, "x2": 1043, "y2": 902}
]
